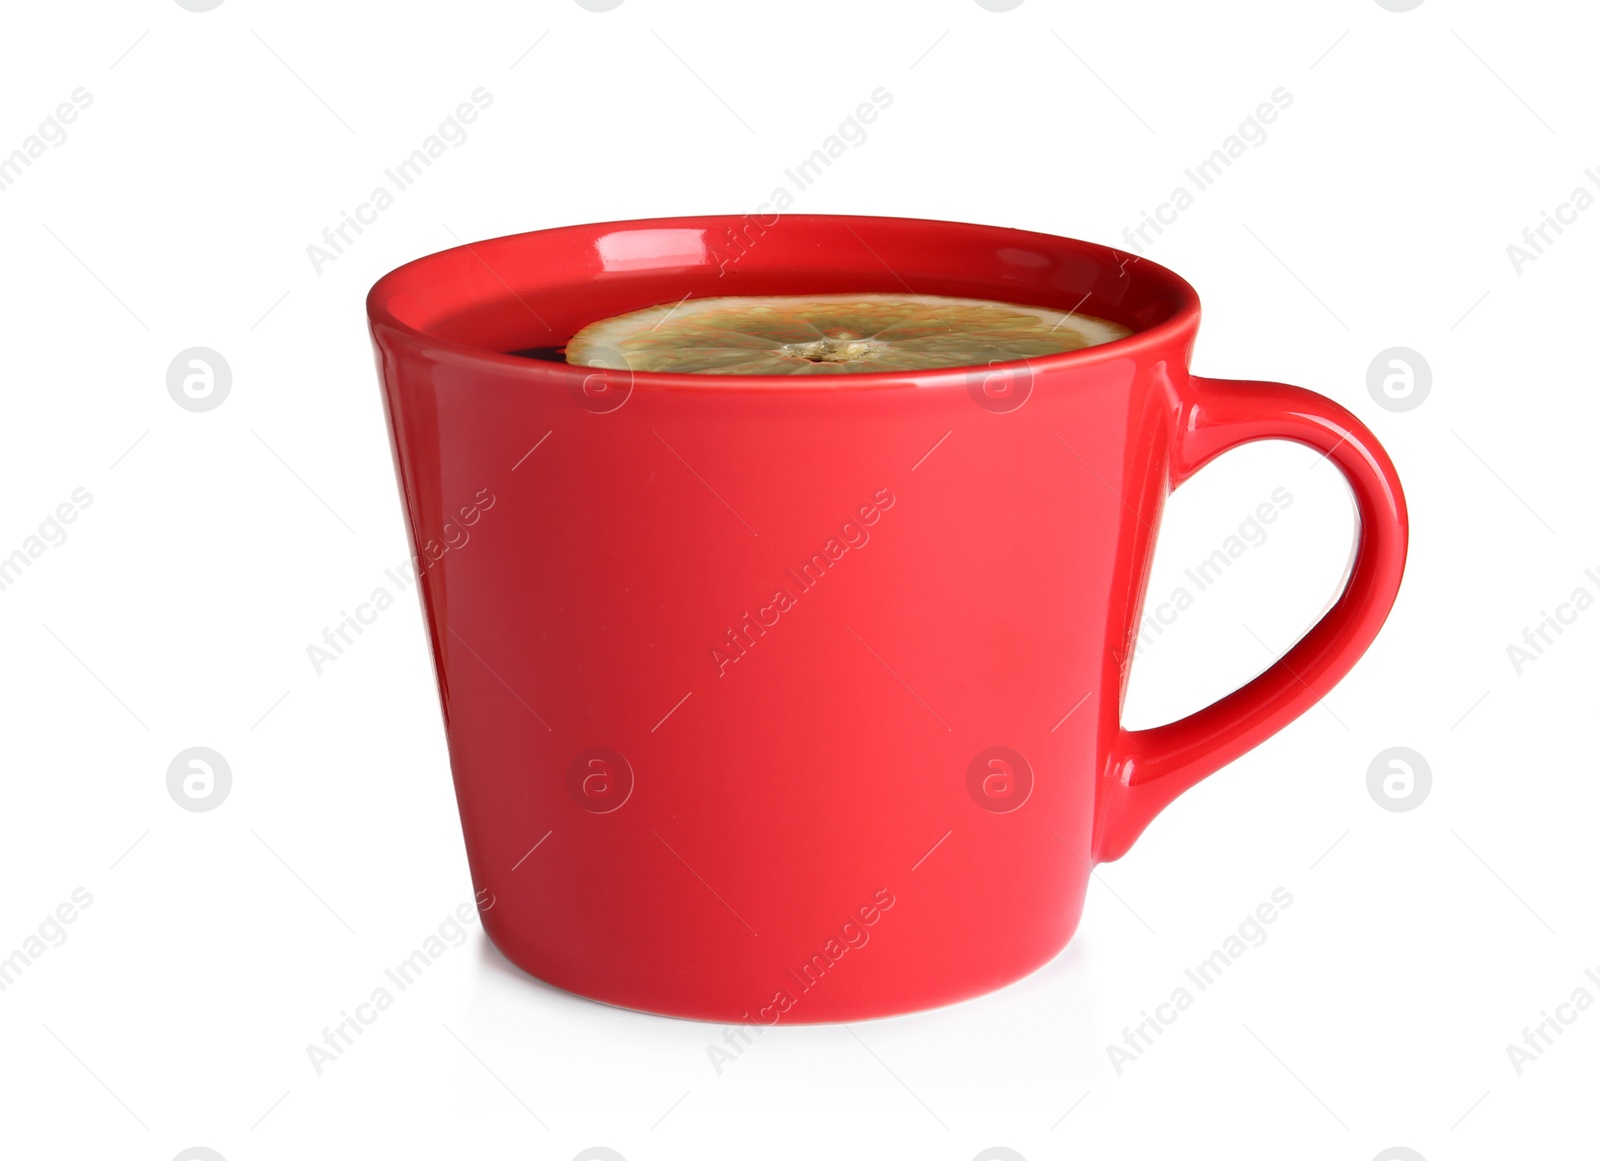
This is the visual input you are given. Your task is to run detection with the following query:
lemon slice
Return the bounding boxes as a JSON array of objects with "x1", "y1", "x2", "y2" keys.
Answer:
[{"x1": 564, "y1": 293, "x2": 1131, "y2": 375}]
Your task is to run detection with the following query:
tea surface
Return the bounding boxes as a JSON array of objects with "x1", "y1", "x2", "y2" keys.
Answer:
[{"x1": 565, "y1": 293, "x2": 1131, "y2": 375}]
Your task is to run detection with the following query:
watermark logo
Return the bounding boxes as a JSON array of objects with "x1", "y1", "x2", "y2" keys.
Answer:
[
  {"x1": 167, "y1": 747, "x2": 231, "y2": 812},
  {"x1": 307, "y1": 559, "x2": 416, "y2": 675},
  {"x1": 709, "y1": 888, "x2": 896, "y2": 1066},
  {"x1": 305, "y1": 901, "x2": 482, "y2": 1075},
  {"x1": 306, "y1": 90, "x2": 494, "y2": 274},
  {"x1": 1130, "y1": 486, "x2": 1293, "y2": 658},
  {"x1": 565, "y1": 344, "x2": 633, "y2": 414},
  {"x1": 568, "y1": 748, "x2": 633, "y2": 813},
  {"x1": 1120, "y1": 88, "x2": 1294, "y2": 253},
  {"x1": 1367, "y1": 347, "x2": 1430, "y2": 412},
  {"x1": 1107, "y1": 888, "x2": 1294, "y2": 1074},
  {"x1": 0, "y1": 487, "x2": 93, "y2": 595},
  {"x1": 1506, "y1": 567, "x2": 1599, "y2": 674},
  {"x1": 967, "y1": 746, "x2": 1033, "y2": 813},
  {"x1": 0, "y1": 886, "x2": 94, "y2": 995},
  {"x1": 711, "y1": 489, "x2": 895, "y2": 676},
  {"x1": 1506, "y1": 169, "x2": 1600, "y2": 274},
  {"x1": 711, "y1": 89, "x2": 894, "y2": 275},
  {"x1": 966, "y1": 360, "x2": 1033, "y2": 413},
  {"x1": 1504, "y1": 966, "x2": 1600, "y2": 1075},
  {"x1": 1367, "y1": 746, "x2": 1430, "y2": 812},
  {"x1": 0, "y1": 89, "x2": 94, "y2": 194},
  {"x1": 167, "y1": 347, "x2": 231, "y2": 413}
]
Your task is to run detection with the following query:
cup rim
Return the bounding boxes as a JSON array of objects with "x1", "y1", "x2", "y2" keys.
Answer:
[{"x1": 366, "y1": 214, "x2": 1202, "y2": 389}]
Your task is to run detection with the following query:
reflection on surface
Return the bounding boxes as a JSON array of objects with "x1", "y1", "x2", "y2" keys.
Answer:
[{"x1": 595, "y1": 228, "x2": 708, "y2": 272}]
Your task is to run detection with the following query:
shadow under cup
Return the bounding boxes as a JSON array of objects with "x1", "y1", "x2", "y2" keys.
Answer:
[{"x1": 366, "y1": 215, "x2": 1405, "y2": 1022}]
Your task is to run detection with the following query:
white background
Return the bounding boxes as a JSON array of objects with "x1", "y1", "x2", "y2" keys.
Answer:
[{"x1": 2, "y1": 1, "x2": 1596, "y2": 1158}]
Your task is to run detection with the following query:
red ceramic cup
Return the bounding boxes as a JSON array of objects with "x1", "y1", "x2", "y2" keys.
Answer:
[{"x1": 367, "y1": 215, "x2": 1407, "y2": 1023}]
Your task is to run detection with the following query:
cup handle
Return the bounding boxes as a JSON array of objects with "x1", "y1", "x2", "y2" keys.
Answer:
[{"x1": 1090, "y1": 375, "x2": 1409, "y2": 863}]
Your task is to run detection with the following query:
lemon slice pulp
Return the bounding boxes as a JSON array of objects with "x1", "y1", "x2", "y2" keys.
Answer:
[{"x1": 564, "y1": 293, "x2": 1131, "y2": 376}]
